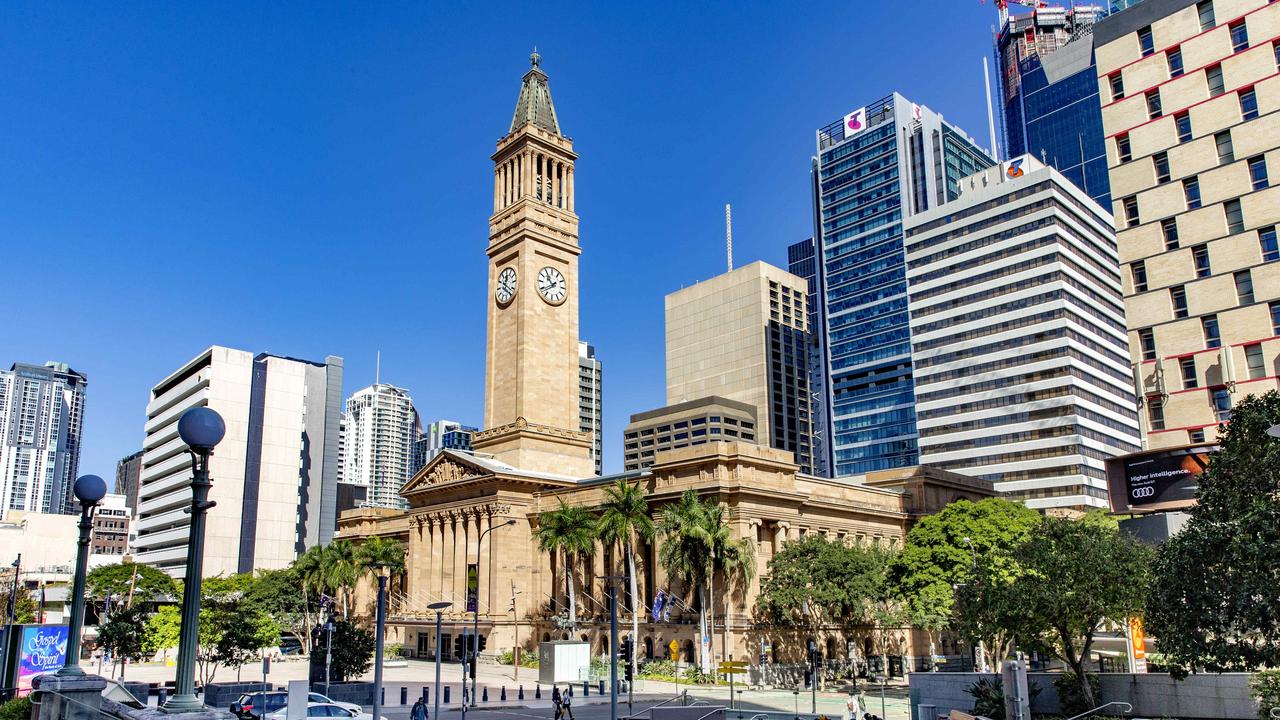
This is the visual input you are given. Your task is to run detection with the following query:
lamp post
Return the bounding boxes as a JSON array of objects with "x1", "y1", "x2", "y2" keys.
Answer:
[
  {"x1": 1, "y1": 553, "x2": 22, "y2": 697},
  {"x1": 163, "y1": 407, "x2": 225, "y2": 713},
  {"x1": 372, "y1": 566, "x2": 390, "y2": 720},
  {"x1": 59, "y1": 475, "x2": 107, "y2": 676},
  {"x1": 470, "y1": 519, "x2": 515, "y2": 706},
  {"x1": 428, "y1": 601, "x2": 451, "y2": 720},
  {"x1": 962, "y1": 536, "x2": 987, "y2": 673}
]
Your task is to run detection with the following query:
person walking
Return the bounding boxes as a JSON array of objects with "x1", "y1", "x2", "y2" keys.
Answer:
[
  {"x1": 845, "y1": 690, "x2": 864, "y2": 720},
  {"x1": 552, "y1": 686, "x2": 563, "y2": 720},
  {"x1": 411, "y1": 696, "x2": 427, "y2": 720},
  {"x1": 563, "y1": 686, "x2": 575, "y2": 720}
]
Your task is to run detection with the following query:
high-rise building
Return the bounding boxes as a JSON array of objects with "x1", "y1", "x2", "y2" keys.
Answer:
[
  {"x1": 343, "y1": 383, "x2": 421, "y2": 510},
  {"x1": 665, "y1": 261, "x2": 814, "y2": 472},
  {"x1": 114, "y1": 450, "x2": 144, "y2": 516},
  {"x1": 0, "y1": 362, "x2": 88, "y2": 514},
  {"x1": 411, "y1": 419, "x2": 478, "y2": 474},
  {"x1": 1097, "y1": 0, "x2": 1280, "y2": 448},
  {"x1": 578, "y1": 342, "x2": 603, "y2": 475},
  {"x1": 998, "y1": 4, "x2": 1113, "y2": 207},
  {"x1": 803, "y1": 94, "x2": 994, "y2": 477},
  {"x1": 623, "y1": 397, "x2": 758, "y2": 471},
  {"x1": 336, "y1": 417, "x2": 347, "y2": 485},
  {"x1": 134, "y1": 347, "x2": 343, "y2": 576},
  {"x1": 904, "y1": 156, "x2": 1142, "y2": 509},
  {"x1": 92, "y1": 493, "x2": 131, "y2": 556},
  {"x1": 784, "y1": 239, "x2": 831, "y2": 478}
]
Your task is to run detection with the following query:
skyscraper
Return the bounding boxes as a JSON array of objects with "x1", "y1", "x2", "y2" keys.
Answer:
[
  {"x1": 997, "y1": 4, "x2": 1113, "y2": 207},
  {"x1": 114, "y1": 450, "x2": 143, "y2": 516},
  {"x1": 411, "y1": 419, "x2": 477, "y2": 474},
  {"x1": 904, "y1": 156, "x2": 1141, "y2": 509},
  {"x1": 578, "y1": 341, "x2": 603, "y2": 475},
  {"x1": 343, "y1": 383, "x2": 420, "y2": 510},
  {"x1": 134, "y1": 347, "x2": 343, "y2": 576},
  {"x1": 785, "y1": 239, "x2": 831, "y2": 477},
  {"x1": 802, "y1": 94, "x2": 993, "y2": 477},
  {"x1": 1096, "y1": 0, "x2": 1280, "y2": 448},
  {"x1": 665, "y1": 261, "x2": 813, "y2": 472},
  {"x1": 0, "y1": 362, "x2": 87, "y2": 514}
]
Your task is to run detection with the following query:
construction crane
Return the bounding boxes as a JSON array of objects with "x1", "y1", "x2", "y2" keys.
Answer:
[{"x1": 986, "y1": 0, "x2": 1048, "y2": 26}]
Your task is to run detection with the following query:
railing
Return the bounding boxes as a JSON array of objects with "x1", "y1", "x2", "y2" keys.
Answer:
[
  {"x1": 622, "y1": 690, "x2": 691, "y2": 719},
  {"x1": 1063, "y1": 701, "x2": 1132, "y2": 720}
]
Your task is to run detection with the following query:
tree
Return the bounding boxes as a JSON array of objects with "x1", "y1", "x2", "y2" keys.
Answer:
[
  {"x1": 890, "y1": 498, "x2": 1042, "y2": 659},
  {"x1": 143, "y1": 605, "x2": 182, "y2": 658},
  {"x1": 596, "y1": 478, "x2": 655, "y2": 679},
  {"x1": 1147, "y1": 391, "x2": 1280, "y2": 672},
  {"x1": 210, "y1": 601, "x2": 279, "y2": 681},
  {"x1": 320, "y1": 541, "x2": 360, "y2": 617},
  {"x1": 702, "y1": 500, "x2": 755, "y2": 668},
  {"x1": 358, "y1": 536, "x2": 406, "y2": 575},
  {"x1": 533, "y1": 502, "x2": 597, "y2": 629},
  {"x1": 308, "y1": 619, "x2": 374, "y2": 682},
  {"x1": 0, "y1": 582, "x2": 36, "y2": 624},
  {"x1": 97, "y1": 605, "x2": 148, "y2": 677},
  {"x1": 244, "y1": 567, "x2": 317, "y2": 654},
  {"x1": 968, "y1": 514, "x2": 1152, "y2": 709},
  {"x1": 85, "y1": 562, "x2": 177, "y2": 603}
]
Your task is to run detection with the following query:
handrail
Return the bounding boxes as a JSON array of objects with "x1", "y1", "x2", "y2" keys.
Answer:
[
  {"x1": 1063, "y1": 701, "x2": 1132, "y2": 720},
  {"x1": 621, "y1": 690, "x2": 690, "y2": 719}
]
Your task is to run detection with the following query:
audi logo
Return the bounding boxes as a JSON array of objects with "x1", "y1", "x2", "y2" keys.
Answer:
[{"x1": 1131, "y1": 487, "x2": 1156, "y2": 499}]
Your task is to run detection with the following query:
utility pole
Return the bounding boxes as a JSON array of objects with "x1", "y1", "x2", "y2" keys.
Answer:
[
  {"x1": 602, "y1": 576, "x2": 626, "y2": 720},
  {"x1": 510, "y1": 582, "x2": 521, "y2": 683}
]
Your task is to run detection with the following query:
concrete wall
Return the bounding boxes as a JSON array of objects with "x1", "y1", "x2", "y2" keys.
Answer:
[{"x1": 908, "y1": 672, "x2": 1258, "y2": 720}]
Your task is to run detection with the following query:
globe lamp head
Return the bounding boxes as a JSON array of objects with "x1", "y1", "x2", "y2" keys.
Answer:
[
  {"x1": 178, "y1": 407, "x2": 226, "y2": 451},
  {"x1": 73, "y1": 475, "x2": 108, "y2": 505}
]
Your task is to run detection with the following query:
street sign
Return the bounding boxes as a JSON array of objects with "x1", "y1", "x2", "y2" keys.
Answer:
[
  {"x1": 718, "y1": 661, "x2": 749, "y2": 674},
  {"x1": 465, "y1": 563, "x2": 479, "y2": 613},
  {"x1": 667, "y1": 640, "x2": 680, "y2": 661}
]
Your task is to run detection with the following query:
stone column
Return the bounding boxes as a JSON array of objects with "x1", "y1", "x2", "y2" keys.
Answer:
[
  {"x1": 493, "y1": 167, "x2": 501, "y2": 212},
  {"x1": 555, "y1": 161, "x2": 563, "y2": 208},
  {"x1": 479, "y1": 511, "x2": 493, "y2": 617},
  {"x1": 567, "y1": 166, "x2": 575, "y2": 212},
  {"x1": 431, "y1": 516, "x2": 444, "y2": 600}
]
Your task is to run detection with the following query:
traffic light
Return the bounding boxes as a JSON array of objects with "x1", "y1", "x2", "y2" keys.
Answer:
[
  {"x1": 453, "y1": 635, "x2": 466, "y2": 658},
  {"x1": 620, "y1": 638, "x2": 634, "y2": 681},
  {"x1": 469, "y1": 656, "x2": 477, "y2": 679},
  {"x1": 477, "y1": 635, "x2": 487, "y2": 653}
]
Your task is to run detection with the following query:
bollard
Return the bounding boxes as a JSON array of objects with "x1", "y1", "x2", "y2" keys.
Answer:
[
  {"x1": 501, "y1": 687, "x2": 507, "y2": 701},
  {"x1": 444, "y1": 687, "x2": 450, "y2": 704},
  {"x1": 535, "y1": 685, "x2": 541, "y2": 700},
  {"x1": 519, "y1": 686, "x2": 524, "y2": 701},
  {"x1": 381, "y1": 688, "x2": 386, "y2": 704},
  {"x1": 482, "y1": 687, "x2": 489, "y2": 702},
  {"x1": 157, "y1": 689, "x2": 167, "y2": 706},
  {"x1": 401, "y1": 687, "x2": 408, "y2": 705},
  {"x1": 583, "y1": 680, "x2": 589, "y2": 696},
  {"x1": 599, "y1": 679, "x2": 605, "y2": 695}
]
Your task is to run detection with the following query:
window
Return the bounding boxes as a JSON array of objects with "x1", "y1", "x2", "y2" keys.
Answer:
[
  {"x1": 1225, "y1": 198, "x2": 1244, "y2": 234},
  {"x1": 1235, "y1": 270, "x2": 1255, "y2": 305},
  {"x1": 1203, "y1": 314, "x2": 1222, "y2": 347},
  {"x1": 1148, "y1": 397, "x2": 1166, "y2": 430},
  {"x1": 1175, "y1": 112, "x2": 1192, "y2": 143},
  {"x1": 1123, "y1": 196, "x2": 1140, "y2": 227},
  {"x1": 1207, "y1": 64, "x2": 1225, "y2": 97},
  {"x1": 1212, "y1": 388, "x2": 1232, "y2": 422},
  {"x1": 1139, "y1": 25, "x2": 1155, "y2": 55},
  {"x1": 1250, "y1": 156, "x2": 1269, "y2": 190},
  {"x1": 1190, "y1": 428, "x2": 1207, "y2": 443},
  {"x1": 1230, "y1": 20, "x2": 1249, "y2": 52},
  {"x1": 1132, "y1": 260, "x2": 1149, "y2": 291},
  {"x1": 1245, "y1": 343, "x2": 1266, "y2": 379},
  {"x1": 1275, "y1": 40, "x2": 1280, "y2": 71},
  {"x1": 1168, "y1": 47, "x2": 1184, "y2": 77},
  {"x1": 1215, "y1": 131, "x2": 1234, "y2": 164},
  {"x1": 1181, "y1": 357, "x2": 1199, "y2": 388},
  {"x1": 1262, "y1": 226, "x2": 1280, "y2": 261},
  {"x1": 1140, "y1": 328, "x2": 1157, "y2": 360},
  {"x1": 1240, "y1": 88, "x2": 1259, "y2": 120},
  {"x1": 1184, "y1": 176, "x2": 1202, "y2": 209},
  {"x1": 1146, "y1": 89, "x2": 1163, "y2": 119},
  {"x1": 1198, "y1": 0, "x2": 1215, "y2": 31},
  {"x1": 1109, "y1": 72, "x2": 1125, "y2": 101},
  {"x1": 1154, "y1": 151, "x2": 1171, "y2": 182},
  {"x1": 1273, "y1": 302, "x2": 1280, "y2": 335},
  {"x1": 1172, "y1": 285, "x2": 1189, "y2": 318},
  {"x1": 1163, "y1": 217, "x2": 1180, "y2": 249},
  {"x1": 1193, "y1": 245, "x2": 1211, "y2": 277},
  {"x1": 1117, "y1": 133, "x2": 1132, "y2": 162}
]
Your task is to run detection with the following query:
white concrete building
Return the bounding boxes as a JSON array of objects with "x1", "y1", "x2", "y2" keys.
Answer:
[
  {"x1": 0, "y1": 362, "x2": 88, "y2": 514},
  {"x1": 578, "y1": 342, "x2": 603, "y2": 475},
  {"x1": 134, "y1": 347, "x2": 344, "y2": 576},
  {"x1": 904, "y1": 156, "x2": 1141, "y2": 510},
  {"x1": 343, "y1": 383, "x2": 419, "y2": 510}
]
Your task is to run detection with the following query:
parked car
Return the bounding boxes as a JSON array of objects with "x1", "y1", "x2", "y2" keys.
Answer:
[
  {"x1": 265, "y1": 703, "x2": 387, "y2": 720},
  {"x1": 231, "y1": 692, "x2": 360, "y2": 720}
]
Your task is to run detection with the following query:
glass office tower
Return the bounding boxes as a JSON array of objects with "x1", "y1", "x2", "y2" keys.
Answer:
[{"x1": 801, "y1": 93, "x2": 992, "y2": 477}]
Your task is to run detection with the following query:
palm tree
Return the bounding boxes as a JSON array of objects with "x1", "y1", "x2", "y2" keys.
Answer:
[
  {"x1": 533, "y1": 501, "x2": 597, "y2": 629},
  {"x1": 320, "y1": 540, "x2": 360, "y2": 616},
  {"x1": 359, "y1": 536, "x2": 407, "y2": 614},
  {"x1": 596, "y1": 478, "x2": 655, "y2": 676},
  {"x1": 702, "y1": 501, "x2": 755, "y2": 670}
]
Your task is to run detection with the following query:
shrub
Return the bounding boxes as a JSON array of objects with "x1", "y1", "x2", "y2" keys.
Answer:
[
  {"x1": 1251, "y1": 670, "x2": 1280, "y2": 720},
  {"x1": 682, "y1": 665, "x2": 711, "y2": 684},
  {"x1": 965, "y1": 676, "x2": 1005, "y2": 720},
  {"x1": 638, "y1": 658, "x2": 677, "y2": 679},
  {"x1": 0, "y1": 696, "x2": 32, "y2": 720},
  {"x1": 384, "y1": 642, "x2": 403, "y2": 658},
  {"x1": 1054, "y1": 671, "x2": 1099, "y2": 716}
]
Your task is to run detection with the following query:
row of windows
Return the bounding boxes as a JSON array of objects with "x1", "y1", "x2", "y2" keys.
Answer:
[
  {"x1": 913, "y1": 251, "x2": 1124, "y2": 320},
  {"x1": 920, "y1": 401, "x2": 1137, "y2": 440},
  {"x1": 917, "y1": 324, "x2": 1129, "y2": 372},
  {"x1": 983, "y1": 462, "x2": 1106, "y2": 484},
  {"x1": 1121, "y1": 157, "x2": 1270, "y2": 229},
  {"x1": 935, "y1": 442, "x2": 1112, "y2": 470},
  {"x1": 917, "y1": 344, "x2": 1131, "y2": 389},
  {"x1": 1146, "y1": 386, "x2": 1233, "y2": 429},
  {"x1": 923, "y1": 422, "x2": 1139, "y2": 456},
  {"x1": 918, "y1": 381, "x2": 1138, "y2": 422}
]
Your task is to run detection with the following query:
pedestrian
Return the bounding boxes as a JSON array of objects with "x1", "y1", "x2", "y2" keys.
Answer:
[
  {"x1": 562, "y1": 686, "x2": 575, "y2": 720},
  {"x1": 845, "y1": 690, "x2": 864, "y2": 720},
  {"x1": 551, "y1": 686, "x2": 563, "y2": 720},
  {"x1": 411, "y1": 696, "x2": 427, "y2": 720}
]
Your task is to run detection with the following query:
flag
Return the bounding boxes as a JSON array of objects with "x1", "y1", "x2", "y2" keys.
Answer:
[
  {"x1": 662, "y1": 595, "x2": 673, "y2": 622},
  {"x1": 650, "y1": 591, "x2": 665, "y2": 622}
]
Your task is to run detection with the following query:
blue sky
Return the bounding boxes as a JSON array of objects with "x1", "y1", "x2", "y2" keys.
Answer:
[{"x1": 1, "y1": 1, "x2": 1002, "y2": 478}]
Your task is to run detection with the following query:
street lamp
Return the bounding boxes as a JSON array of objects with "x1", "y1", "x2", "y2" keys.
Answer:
[
  {"x1": 372, "y1": 564, "x2": 392, "y2": 720},
  {"x1": 470, "y1": 519, "x2": 515, "y2": 706},
  {"x1": 163, "y1": 407, "x2": 225, "y2": 714},
  {"x1": 427, "y1": 601, "x2": 451, "y2": 720},
  {"x1": 961, "y1": 536, "x2": 987, "y2": 673},
  {"x1": 1, "y1": 553, "x2": 22, "y2": 697},
  {"x1": 58, "y1": 475, "x2": 107, "y2": 676}
]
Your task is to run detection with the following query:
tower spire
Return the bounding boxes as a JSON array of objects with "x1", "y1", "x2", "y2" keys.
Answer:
[{"x1": 509, "y1": 50, "x2": 562, "y2": 136}]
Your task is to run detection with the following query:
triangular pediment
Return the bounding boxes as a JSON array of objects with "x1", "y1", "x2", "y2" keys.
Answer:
[{"x1": 400, "y1": 450, "x2": 496, "y2": 497}]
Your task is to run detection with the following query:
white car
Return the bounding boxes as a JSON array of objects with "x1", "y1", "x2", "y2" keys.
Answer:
[{"x1": 266, "y1": 702, "x2": 385, "y2": 720}]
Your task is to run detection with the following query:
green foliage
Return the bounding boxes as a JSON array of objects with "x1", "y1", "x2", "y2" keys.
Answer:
[
  {"x1": 681, "y1": 665, "x2": 711, "y2": 684},
  {"x1": 1053, "y1": 672, "x2": 1099, "y2": 716},
  {"x1": 143, "y1": 605, "x2": 182, "y2": 656},
  {"x1": 85, "y1": 562, "x2": 177, "y2": 602},
  {"x1": 497, "y1": 649, "x2": 515, "y2": 665},
  {"x1": 891, "y1": 498, "x2": 1042, "y2": 644},
  {"x1": 637, "y1": 659, "x2": 676, "y2": 679},
  {"x1": 534, "y1": 501, "x2": 598, "y2": 626},
  {"x1": 309, "y1": 619, "x2": 374, "y2": 681},
  {"x1": 962, "y1": 514, "x2": 1151, "y2": 709},
  {"x1": 1147, "y1": 392, "x2": 1280, "y2": 673},
  {"x1": 0, "y1": 582, "x2": 36, "y2": 624},
  {"x1": 98, "y1": 605, "x2": 149, "y2": 661},
  {"x1": 243, "y1": 566, "x2": 316, "y2": 653},
  {"x1": 965, "y1": 676, "x2": 1005, "y2": 720},
  {"x1": 359, "y1": 536, "x2": 406, "y2": 574},
  {"x1": 1251, "y1": 670, "x2": 1280, "y2": 720},
  {"x1": 384, "y1": 642, "x2": 403, "y2": 659},
  {"x1": 758, "y1": 535, "x2": 886, "y2": 629},
  {"x1": 0, "y1": 696, "x2": 32, "y2": 720},
  {"x1": 143, "y1": 598, "x2": 277, "y2": 683}
]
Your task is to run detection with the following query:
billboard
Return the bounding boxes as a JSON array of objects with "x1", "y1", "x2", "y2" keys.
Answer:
[
  {"x1": 465, "y1": 563, "x2": 478, "y2": 613},
  {"x1": 842, "y1": 107, "x2": 866, "y2": 138},
  {"x1": 17, "y1": 625, "x2": 69, "y2": 695},
  {"x1": 1106, "y1": 445, "x2": 1217, "y2": 513}
]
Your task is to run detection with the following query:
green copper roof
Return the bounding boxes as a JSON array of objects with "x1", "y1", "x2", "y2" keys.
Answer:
[{"x1": 509, "y1": 50, "x2": 561, "y2": 136}]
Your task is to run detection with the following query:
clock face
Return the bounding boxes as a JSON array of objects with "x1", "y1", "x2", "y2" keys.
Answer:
[
  {"x1": 537, "y1": 266, "x2": 567, "y2": 305},
  {"x1": 495, "y1": 267, "x2": 517, "y2": 305}
]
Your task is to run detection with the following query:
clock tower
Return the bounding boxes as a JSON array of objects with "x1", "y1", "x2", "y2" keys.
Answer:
[{"x1": 472, "y1": 52, "x2": 594, "y2": 477}]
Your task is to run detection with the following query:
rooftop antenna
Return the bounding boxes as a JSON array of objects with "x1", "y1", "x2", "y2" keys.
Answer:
[
  {"x1": 375, "y1": 350, "x2": 381, "y2": 386},
  {"x1": 725, "y1": 203, "x2": 733, "y2": 272},
  {"x1": 983, "y1": 57, "x2": 1000, "y2": 163}
]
